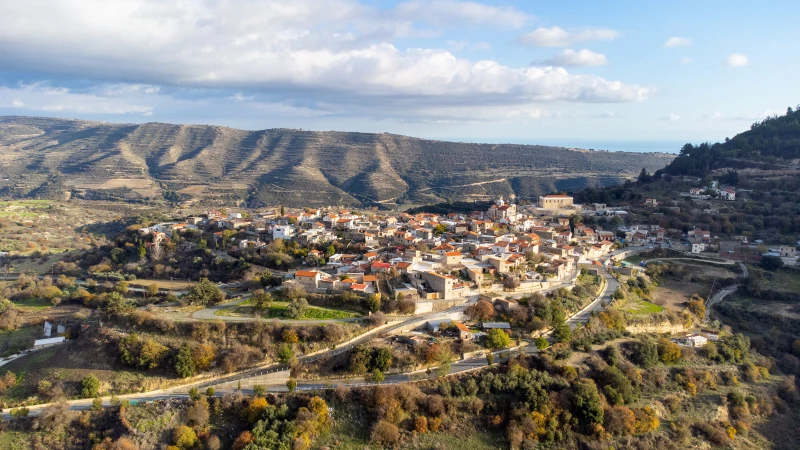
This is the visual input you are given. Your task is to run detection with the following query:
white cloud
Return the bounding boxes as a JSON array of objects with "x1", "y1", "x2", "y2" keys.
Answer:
[
  {"x1": 725, "y1": 53, "x2": 749, "y2": 67},
  {"x1": 0, "y1": 83, "x2": 154, "y2": 115},
  {"x1": 679, "y1": 57, "x2": 692, "y2": 64},
  {"x1": 660, "y1": 113, "x2": 680, "y2": 122},
  {"x1": 539, "y1": 49, "x2": 608, "y2": 67},
  {"x1": 663, "y1": 36, "x2": 692, "y2": 48},
  {"x1": 518, "y1": 26, "x2": 619, "y2": 47},
  {"x1": 705, "y1": 111, "x2": 724, "y2": 120},
  {"x1": 394, "y1": 0, "x2": 529, "y2": 28},
  {"x1": 0, "y1": 0, "x2": 651, "y2": 123}
]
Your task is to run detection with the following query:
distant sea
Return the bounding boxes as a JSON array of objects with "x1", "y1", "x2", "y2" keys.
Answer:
[{"x1": 439, "y1": 138, "x2": 690, "y2": 154}]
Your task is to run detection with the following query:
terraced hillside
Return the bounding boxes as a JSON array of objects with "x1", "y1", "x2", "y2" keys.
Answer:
[{"x1": 0, "y1": 116, "x2": 675, "y2": 207}]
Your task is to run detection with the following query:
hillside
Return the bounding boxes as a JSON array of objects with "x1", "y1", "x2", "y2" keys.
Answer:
[
  {"x1": 662, "y1": 106, "x2": 800, "y2": 178},
  {"x1": 0, "y1": 116, "x2": 674, "y2": 208}
]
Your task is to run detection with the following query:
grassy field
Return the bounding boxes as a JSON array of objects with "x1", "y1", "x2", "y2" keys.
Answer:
[
  {"x1": 618, "y1": 297, "x2": 664, "y2": 315},
  {"x1": 761, "y1": 269, "x2": 800, "y2": 293},
  {"x1": 0, "y1": 431, "x2": 33, "y2": 450},
  {"x1": 128, "y1": 279, "x2": 193, "y2": 290},
  {"x1": 11, "y1": 297, "x2": 53, "y2": 312},
  {"x1": 1, "y1": 344, "x2": 169, "y2": 403},
  {"x1": 0, "y1": 327, "x2": 41, "y2": 356},
  {"x1": 217, "y1": 301, "x2": 361, "y2": 320}
]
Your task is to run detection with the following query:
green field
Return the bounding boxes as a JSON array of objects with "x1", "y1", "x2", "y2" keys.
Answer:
[
  {"x1": 11, "y1": 297, "x2": 53, "y2": 311},
  {"x1": 619, "y1": 297, "x2": 664, "y2": 315},
  {"x1": 0, "y1": 327, "x2": 40, "y2": 356},
  {"x1": 762, "y1": 269, "x2": 800, "y2": 293},
  {"x1": 217, "y1": 301, "x2": 360, "y2": 320},
  {"x1": 0, "y1": 431, "x2": 33, "y2": 450}
]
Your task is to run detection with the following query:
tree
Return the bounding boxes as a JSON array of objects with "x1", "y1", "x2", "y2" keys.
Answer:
[
  {"x1": 638, "y1": 167, "x2": 651, "y2": 183},
  {"x1": 570, "y1": 379, "x2": 604, "y2": 430},
  {"x1": 186, "y1": 397, "x2": 210, "y2": 427},
  {"x1": 657, "y1": 338, "x2": 682, "y2": 363},
  {"x1": 373, "y1": 347, "x2": 393, "y2": 372},
  {"x1": 282, "y1": 328, "x2": 299, "y2": 344},
  {"x1": 175, "y1": 344, "x2": 196, "y2": 378},
  {"x1": 369, "y1": 369, "x2": 385, "y2": 384},
  {"x1": 251, "y1": 290, "x2": 274, "y2": 310},
  {"x1": 630, "y1": 339, "x2": 659, "y2": 368},
  {"x1": 414, "y1": 415, "x2": 429, "y2": 433},
  {"x1": 467, "y1": 299, "x2": 495, "y2": 321},
  {"x1": 81, "y1": 375, "x2": 100, "y2": 398},
  {"x1": 285, "y1": 298, "x2": 308, "y2": 319},
  {"x1": 147, "y1": 283, "x2": 159, "y2": 298},
  {"x1": 286, "y1": 378, "x2": 297, "y2": 392},
  {"x1": 534, "y1": 337, "x2": 549, "y2": 350},
  {"x1": 205, "y1": 387, "x2": 215, "y2": 397},
  {"x1": 349, "y1": 346, "x2": 371, "y2": 374},
  {"x1": 246, "y1": 397, "x2": 268, "y2": 423},
  {"x1": 186, "y1": 278, "x2": 225, "y2": 306},
  {"x1": 191, "y1": 344, "x2": 216, "y2": 370},
  {"x1": 277, "y1": 343, "x2": 294, "y2": 364},
  {"x1": 552, "y1": 318, "x2": 571, "y2": 343},
  {"x1": 760, "y1": 255, "x2": 784, "y2": 271},
  {"x1": 485, "y1": 328, "x2": 511, "y2": 350},
  {"x1": 604, "y1": 405, "x2": 636, "y2": 436},
  {"x1": 432, "y1": 224, "x2": 448, "y2": 236},
  {"x1": 173, "y1": 425, "x2": 198, "y2": 449},
  {"x1": 231, "y1": 431, "x2": 254, "y2": 450}
]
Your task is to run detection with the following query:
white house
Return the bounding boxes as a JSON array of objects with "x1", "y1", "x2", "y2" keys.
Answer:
[
  {"x1": 272, "y1": 225, "x2": 295, "y2": 240},
  {"x1": 691, "y1": 243, "x2": 706, "y2": 254},
  {"x1": 720, "y1": 189, "x2": 736, "y2": 201}
]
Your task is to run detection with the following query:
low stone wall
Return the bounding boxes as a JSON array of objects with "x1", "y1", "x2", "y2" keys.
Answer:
[
  {"x1": 627, "y1": 322, "x2": 687, "y2": 335},
  {"x1": 212, "y1": 369, "x2": 292, "y2": 389}
]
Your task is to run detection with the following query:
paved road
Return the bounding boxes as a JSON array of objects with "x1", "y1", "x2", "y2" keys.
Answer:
[
  {"x1": 566, "y1": 268, "x2": 618, "y2": 327},
  {"x1": 0, "y1": 263, "x2": 615, "y2": 419}
]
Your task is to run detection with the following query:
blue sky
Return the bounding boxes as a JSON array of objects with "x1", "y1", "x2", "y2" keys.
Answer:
[{"x1": 1, "y1": 0, "x2": 798, "y2": 149}]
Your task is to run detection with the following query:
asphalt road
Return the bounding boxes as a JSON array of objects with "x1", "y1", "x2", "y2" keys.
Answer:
[{"x1": 0, "y1": 266, "x2": 612, "y2": 419}]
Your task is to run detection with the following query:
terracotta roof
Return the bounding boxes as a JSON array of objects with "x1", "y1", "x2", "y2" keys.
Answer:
[
  {"x1": 295, "y1": 270, "x2": 319, "y2": 277},
  {"x1": 362, "y1": 275, "x2": 377, "y2": 282},
  {"x1": 350, "y1": 283, "x2": 368, "y2": 290},
  {"x1": 444, "y1": 251, "x2": 462, "y2": 256}
]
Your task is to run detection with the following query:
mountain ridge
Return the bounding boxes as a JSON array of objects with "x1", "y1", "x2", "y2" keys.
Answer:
[{"x1": 0, "y1": 116, "x2": 675, "y2": 207}]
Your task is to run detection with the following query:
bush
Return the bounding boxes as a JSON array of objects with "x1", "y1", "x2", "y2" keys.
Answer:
[
  {"x1": 173, "y1": 425, "x2": 198, "y2": 449},
  {"x1": 81, "y1": 375, "x2": 100, "y2": 398},
  {"x1": 371, "y1": 420, "x2": 400, "y2": 446},
  {"x1": 485, "y1": 328, "x2": 511, "y2": 350}
]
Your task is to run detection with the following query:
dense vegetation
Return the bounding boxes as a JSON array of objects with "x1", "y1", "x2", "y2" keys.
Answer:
[{"x1": 661, "y1": 106, "x2": 800, "y2": 177}]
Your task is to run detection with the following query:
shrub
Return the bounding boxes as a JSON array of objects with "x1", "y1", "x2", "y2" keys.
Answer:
[
  {"x1": 172, "y1": 425, "x2": 198, "y2": 449},
  {"x1": 371, "y1": 420, "x2": 400, "y2": 446},
  {"x1": 81, "y1": 375, "x2": 100, "y2": 398}
]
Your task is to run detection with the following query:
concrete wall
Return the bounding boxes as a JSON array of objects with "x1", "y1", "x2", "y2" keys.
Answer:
[{"x1": 212, "y1": 369, "x2": 291, "y2": 389}]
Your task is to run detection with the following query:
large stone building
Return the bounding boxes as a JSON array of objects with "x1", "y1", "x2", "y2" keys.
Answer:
[{"x1": 538, "y1": 194, "x2": 574, "y2": 209}]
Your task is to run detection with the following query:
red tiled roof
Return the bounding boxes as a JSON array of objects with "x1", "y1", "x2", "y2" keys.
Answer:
[{"x1": 295, "y1": 270, "x2": 319, "y2": 277}]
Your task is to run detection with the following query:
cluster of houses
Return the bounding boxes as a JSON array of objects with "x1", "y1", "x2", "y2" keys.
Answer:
[
  {"x1": 140, "y1": 195, "x2": 624, "y2": 307},
  {"x1": 687, "y1": 181, "x2": 736, "y2": 201}
]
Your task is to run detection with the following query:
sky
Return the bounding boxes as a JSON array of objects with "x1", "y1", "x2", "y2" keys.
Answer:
[{"x1": 1, "y1": 0, "x2": 799, "y2": 150}]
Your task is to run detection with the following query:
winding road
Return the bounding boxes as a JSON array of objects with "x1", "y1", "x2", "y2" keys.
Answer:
[{"x1": 1, "y1": 268, "x2": 618, "y2": 419}]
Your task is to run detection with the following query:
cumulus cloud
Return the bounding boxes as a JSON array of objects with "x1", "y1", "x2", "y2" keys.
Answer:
[
  {"x1": 725, "y1": 53, "x2": 749, "y2": 67},
  {"x1": 663, "y1": 36, "x2": 692, "y2": 48},
  {"x1": 0, "y1": 83, "x2": 154, "y2": 115},
  {"x1": 660, "y1": 113, "x2": 680, "y2": 122},
  {"x1": 0, "y1": 0, "x2": 650, "y2": 122},
  {"x1": 518, "y1": 26, "x2": 619, "y2": 47},
  {"x1": 538, "y1": 49, "x2": 608, "y2": 67}
]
